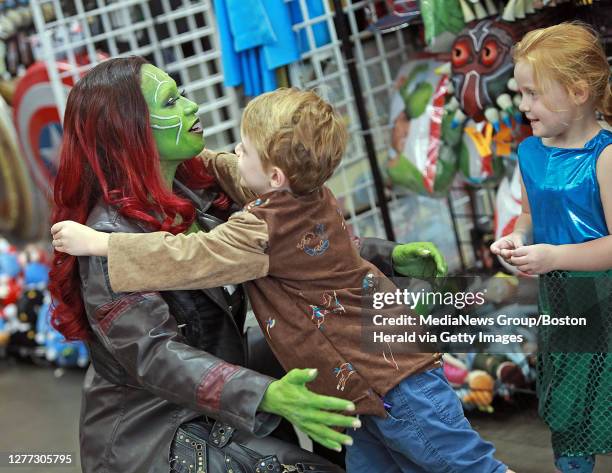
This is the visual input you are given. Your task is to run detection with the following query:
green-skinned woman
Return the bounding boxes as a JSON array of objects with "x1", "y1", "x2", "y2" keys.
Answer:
[{"x1": 49, "y1": 57, "x2": 447, "y2": 473}]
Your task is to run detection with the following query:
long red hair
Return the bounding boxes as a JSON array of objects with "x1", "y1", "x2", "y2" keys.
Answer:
[{"x1": 49, "y1": 57, "x2": 227, "y2": 341}]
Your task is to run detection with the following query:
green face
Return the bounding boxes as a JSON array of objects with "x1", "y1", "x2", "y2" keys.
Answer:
[{"x1": 140, "y1": 64, "x2": 204, "y2": 161}]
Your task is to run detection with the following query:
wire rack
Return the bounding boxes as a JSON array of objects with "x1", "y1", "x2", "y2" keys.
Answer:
[{"x1": 30, "y1": 0, "x2": 480, "y2": 271}]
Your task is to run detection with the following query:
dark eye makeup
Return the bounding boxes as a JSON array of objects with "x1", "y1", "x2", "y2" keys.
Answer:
[{"x1": 166, "y1": 89, "x2": 186, "y2": 106}]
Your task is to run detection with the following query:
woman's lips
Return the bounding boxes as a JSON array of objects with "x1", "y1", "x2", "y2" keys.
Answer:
[{"x1": 189, "y1": 120, "x2": 203, "y2": 133}]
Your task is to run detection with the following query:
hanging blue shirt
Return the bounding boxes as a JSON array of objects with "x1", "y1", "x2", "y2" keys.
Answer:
[
  {"x1": 213, "y1": 0, "x2": 330, "y2": 95},
  {"x1": 288, "y1": 0, "x2": 331, "y2": 53}
]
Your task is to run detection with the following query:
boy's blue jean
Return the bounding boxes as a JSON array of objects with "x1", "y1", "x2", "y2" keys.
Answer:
[{"x1": 345, "y1": 367, "x2": 507, "y2": 473}]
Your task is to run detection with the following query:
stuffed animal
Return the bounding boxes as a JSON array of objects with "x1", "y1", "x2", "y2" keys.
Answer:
[{"x1": 460, "y1": 369, "x2": 495, "y2": 412}]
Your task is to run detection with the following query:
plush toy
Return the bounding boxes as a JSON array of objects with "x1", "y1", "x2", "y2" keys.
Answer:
[
  {"x1": 444, "y1": 354, "x2": 494, "y2": 412},
  {"x1": 0, "y1": 307, "x2": 11, "y2": 352},
  {"x1": 9, "y1": 287, "x2": 45, "y2": 353},
  {"x1": 472, "y1": 353, "x2": 528, "y2": 391},
  {"x1": 0, "y1": 242, "x2": 23, "y2": 353},
  {"x1": 37, "y1": 297, "x2": 89, "y2": 368},
  {"x1": 460, "y1": 369, "x2": 495, "y2": 412},
  {"x1": 0, "y1": 274, "x2": 21, "y2": 307},
  {"x1": 0, "y1": 247, "x2": 21, "y2": 281},
  {"x1": 443, "y1": 353, "x2": 470, "y2": 385}
]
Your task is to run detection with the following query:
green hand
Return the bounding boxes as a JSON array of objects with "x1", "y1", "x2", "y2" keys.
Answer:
[
  {"x1": 392, "y1": 242, "x2": 448, "y2": 280},
  {"x1": 259, "y1": 368, "x2": 360, "y2": 451}
]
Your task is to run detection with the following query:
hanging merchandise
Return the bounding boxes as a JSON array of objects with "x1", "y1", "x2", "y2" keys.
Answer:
[
  {"x1": 450, "y1": 19, "x2": 517, "y2": 124},
  {"x1": 9, "y1": 56, "x2": 96, "y2": 242},
  {"x1": 287, "y1": 0, "x2": 331, "y2": 53},
  {"x1": 368, "y1": 0, "x2": 421, "y2": 32},
  {"x1": 386, "y1": 58, "x2": 462, "y2": 197},
  {"x1": 29, "y1": 17, "x2": 91, "y2": 64},
  {"x1": 0, "y1": 239, "x2": 89, "y2": 366},
  {"x1": 458, "y1": 118, "x2": 507, "y2": 186},
  {"x1": 419, "y1": 0, "x2": 466, "y2": 52},
  {"x1": 214, "y1": 0, "x2": 331, "y2": 96},
  {"x1": 0, "y1": 239, "x2": 21, "y2": 357},
  {"x1": 372, "y1": 0, "x2": 499, "y2": 54},
  {"x1": 0, "y1": 0, "x2": 36, "y2": 78},
  {"x1": 12, "y1": 61, "x2": 73, "y2": 200},
  {"x1": 0, "y1": 94, "x2": 47, "y2": 240}
]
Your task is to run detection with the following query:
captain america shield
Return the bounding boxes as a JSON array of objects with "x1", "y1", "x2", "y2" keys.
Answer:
[{"x1": 13, "y1": 61, "x2": 74, "y2": 199}]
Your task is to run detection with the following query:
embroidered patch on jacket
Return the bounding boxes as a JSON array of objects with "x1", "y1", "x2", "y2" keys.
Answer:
[
  {"x1": 383, "y1": 342, "x2": 399, "y2": 370},
  {"x1": 309, "y1": 290, "x2": 345, "y2": 329},
  {"x1": 244, "y1": 197, "x2": 270, "y2": 212},
  {"x1": 297, "y1": 223, "x2": 329, "y2": 256},
  {"x1": 334, "y1": 362, "x2": 355, "y2": 391},
  {"x1": 362, "y1": 273, "x2": 376, "y2": 291}
]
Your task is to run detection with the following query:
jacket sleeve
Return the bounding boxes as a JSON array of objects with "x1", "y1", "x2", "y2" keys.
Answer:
[
  {"x1": 80, "y1": 252, "x2": 279, "y2": 436},
  {"x1": 198, "y1": 149, "x2": 256, "y2": 206},
  {"x1": 358, "y1": 237, "x2": 398, "y2": 277},
  {"x1": 108, "y1": 211, "x2": 269, "y2": 292}
]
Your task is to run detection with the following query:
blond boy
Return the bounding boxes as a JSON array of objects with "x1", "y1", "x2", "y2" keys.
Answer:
[{"x1": 52, "y1": 88, "x2": 512, "y2": 473}]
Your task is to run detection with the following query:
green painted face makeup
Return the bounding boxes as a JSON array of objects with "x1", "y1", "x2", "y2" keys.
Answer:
[{"x1": 140, "y1": 64, "x2": 204, "y2": 161}]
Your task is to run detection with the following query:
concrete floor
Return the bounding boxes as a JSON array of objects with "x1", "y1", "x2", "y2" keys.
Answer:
[{"x1": 1, "y1": 360, "x2": 610, "y2": 473}]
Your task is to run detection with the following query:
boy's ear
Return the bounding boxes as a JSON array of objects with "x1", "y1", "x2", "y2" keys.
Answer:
[
  {"x1": 269, "y1": 166, "x2": 289, "y2": 189},
  {"x1": 569, "y1": 80, "x2": 590, "y2": 105}
]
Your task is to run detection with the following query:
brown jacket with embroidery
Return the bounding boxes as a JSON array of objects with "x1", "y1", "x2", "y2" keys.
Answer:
[{"x1": 107, "y1": 150, "x2": 440, "y2": 417}]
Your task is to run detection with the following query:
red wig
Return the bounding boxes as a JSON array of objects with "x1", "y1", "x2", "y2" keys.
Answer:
[{"x1": 50, "y1": 57, "x2": 227, "y2": 341}]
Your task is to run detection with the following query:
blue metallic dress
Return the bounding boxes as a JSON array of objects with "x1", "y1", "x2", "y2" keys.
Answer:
[{"x1": 518, "y1": 129, "x2": 612, "y2": 457}]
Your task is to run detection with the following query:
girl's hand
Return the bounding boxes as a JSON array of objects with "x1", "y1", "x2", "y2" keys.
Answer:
[
  {"x1": 259, "y1": 368, "x2": 361, "y2": 451},
  {"x1": 51, "y1": 221, "x2": 110, "y2": 257},
  {"x1": 490, "y1": 232, "x2": 525, "y2": 260},
  {"x1": 509, "y1": 244, "x2": 560, "y2": 275}
]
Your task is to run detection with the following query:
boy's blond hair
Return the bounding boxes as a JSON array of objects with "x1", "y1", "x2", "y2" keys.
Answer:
[
  {"x1": 241, "y1": 88, "x2": 348, "y2": 195},
  {"x1": 513, "y1": 22, "x2": 612, "y2": 125}
]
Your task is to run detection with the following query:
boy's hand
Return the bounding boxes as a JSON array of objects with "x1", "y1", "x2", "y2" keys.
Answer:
[
  {"x1": 259, "y1": 368, "x2": 361, "y2": 452},
  {"x1": 392, "y1": 242, "x2": 448, "y2": 280},
  {"x1": 51, "y1": 221, "x2": 110, "y2": 257},
  {"x1": 490, "y1": 232, "x2": 524, "y2": 261},
  {"x1": 509, "y1": 244, "x2": 559, "y2": 275}
]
